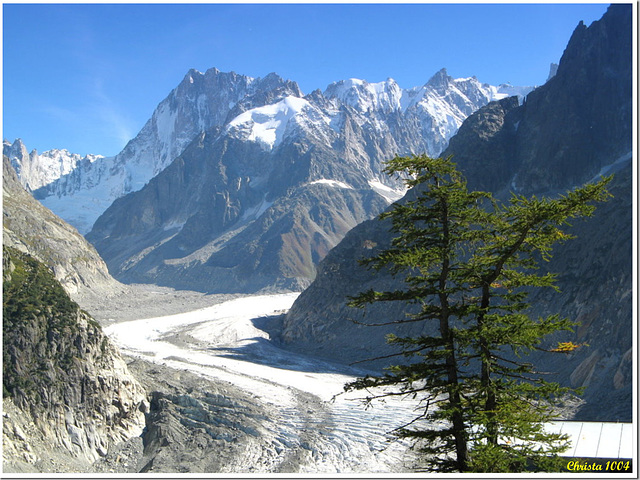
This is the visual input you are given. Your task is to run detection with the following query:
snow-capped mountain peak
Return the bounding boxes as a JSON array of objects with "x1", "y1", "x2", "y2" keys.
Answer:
[
  {"x1": 13, "y1": 67, "x2": 533, "y2": 236},
  {"x1": 19, "y1": 68, "x2": 300, "y2": 233},
  {"x1": 226, "y1": 96, "x2": 311, "y2": 150},
  {"x1": 3, "y1": 139, "x2": 104, "y2": 193},
  {"x1": 323, "y1": 69, "x2": 534, "y2": 122},
  {"x1": 425, "y1": 67, "x2": 453, "y2": 91},
  {"x1": 324, "y1": 77, "x2": 405, "y2": 114}
]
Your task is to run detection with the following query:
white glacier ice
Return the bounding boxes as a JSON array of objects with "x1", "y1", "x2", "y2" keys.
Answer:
[
  {"x1": 105, "y1": 293, "x2": 427, "y2": 473},
  {"x1": 226, "y1": 96, "x2": 310, "y2": 150}
]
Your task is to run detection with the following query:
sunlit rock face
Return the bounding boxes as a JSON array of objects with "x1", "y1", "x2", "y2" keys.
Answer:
[
  {"x1": 2, "y1": 156, "x2": 121, "y2": 299},
  {"x1": 2, "y1": 247, "x2": 147, "y2": 473}
]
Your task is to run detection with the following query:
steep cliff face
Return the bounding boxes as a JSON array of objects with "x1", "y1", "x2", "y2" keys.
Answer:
[
  {"x1": 444, "y1": 4, "x2": 632, "y2": 195},
  {"x1": 281, "y1": 4, "x2": 633, "y2": 421},
  {"x1": 2, "y1": 247, "x2": 147, "y2": 472},
  {"x1": 521, "y1": 162, "x2": 632, "y2": 421},
  {"x1": 512, "y1": 4, "x2": 632, "y2": 193},
  {"x1": 3, "y1": 156, "x2": 121, "y2": 300},
  {"x1": 439, "y1": 96, "x2": 522, "y2": 192}
]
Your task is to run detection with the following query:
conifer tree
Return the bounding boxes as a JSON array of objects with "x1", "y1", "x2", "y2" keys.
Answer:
[{"x1": 346, "y1": 154, "x2": 611, "y2": 472}]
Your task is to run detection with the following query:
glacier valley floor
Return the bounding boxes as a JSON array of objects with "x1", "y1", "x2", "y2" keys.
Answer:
[{"x1": 86, "y1": 287, "x2": 428, "y2": 473}]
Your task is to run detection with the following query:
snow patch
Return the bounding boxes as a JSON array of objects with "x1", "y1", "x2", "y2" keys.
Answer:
[
  {"x1": 309, "y1": 179, "x2": 354, "y2": 190},
  {"x1": 240, "y1": 196, "x2": 273, "y2": 221},
  {"x1": 368, "y1": 180, "x2": 407, "y2": 203},
  {"x1": 399, "y1": 86, "x2": 426, "y2": 113},
  {"x1": 489, "y1": 83, "x2": 534, "y2": 103},
  {"x1": 163, "y1": 219, "x2": 187, "y2": 232},
  {"x1": 226, "y1": 96, "x2": 309, "y2": 150}
]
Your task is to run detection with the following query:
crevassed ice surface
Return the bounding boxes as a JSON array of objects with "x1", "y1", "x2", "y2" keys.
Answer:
[{"x1": 105, "y1": 293, "x2": 428, "y2": 473}]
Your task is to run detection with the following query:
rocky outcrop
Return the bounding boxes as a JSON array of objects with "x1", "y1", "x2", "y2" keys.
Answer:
[
  {"x1": 2, "y1": 247, "x2": 147, "y2": 472},
  {"x1": 281, "y1": 5, "x2": 633, "y2": 421},
  {"x1": 3, "y1": 156, "x2": 122, "y2": 299},
  {"x1": 115, "y1": 361, "x2": 289, "y2": 474}
]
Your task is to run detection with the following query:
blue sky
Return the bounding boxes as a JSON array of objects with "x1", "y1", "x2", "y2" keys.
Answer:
[{"x1": 3, "y1": 3, "x2": 610, "y2": 157}]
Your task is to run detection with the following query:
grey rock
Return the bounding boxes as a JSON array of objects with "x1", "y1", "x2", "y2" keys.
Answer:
[
  {"x1": 2, "y1": 248, "x2": 147, "y2": 472},
  {"x1": 2, "y1": 156, "x2": 122, "y2": 299}
]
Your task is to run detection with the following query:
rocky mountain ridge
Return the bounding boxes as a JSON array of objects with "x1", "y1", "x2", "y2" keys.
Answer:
[
  {"x1": 3, "y1": 138, "x2": 104, "y2": 193},
  {"x1": 2, "y1": 247, "x2": 147, "y2": 472},
  {"x1": 281, "y1": 4, "x2": 633, "y2": 422},
  {"x1": 3, "y1": 156, "x2": 122, "y2": 300},
  {"x1": 18, "y1": 70, "x2": 302, "y2": 234},
  {"x1": 444, "y1": 5, "x2": 632, "y2": 196},
  {"x1": 84, "y1": 69, "x2": 532, "y2": 293}
]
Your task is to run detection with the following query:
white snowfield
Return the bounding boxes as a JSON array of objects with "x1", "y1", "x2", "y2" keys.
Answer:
[
  {"x1": 105, "y1": 293, "x2": 425, "y2": 473},
  {"x1": 309, "y1": 179, "x2": 354, "y2": 190},
  {"x1": 368, "y1": 179, "x2": 408, "y2": 203},
  {"x1": 226, "y1": 96, "x2": 313, "y2": 150}
]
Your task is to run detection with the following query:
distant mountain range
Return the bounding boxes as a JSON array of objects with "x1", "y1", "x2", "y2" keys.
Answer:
[
  {"x1": 4, "y1": 70, "x2": 530, "y2": 237},
  {"x1": 90, "y1": 71, "x2": 532, "y2": 292},
  {"x1": 4, "y1": 67, "x2": 532, "y2": 293}
]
